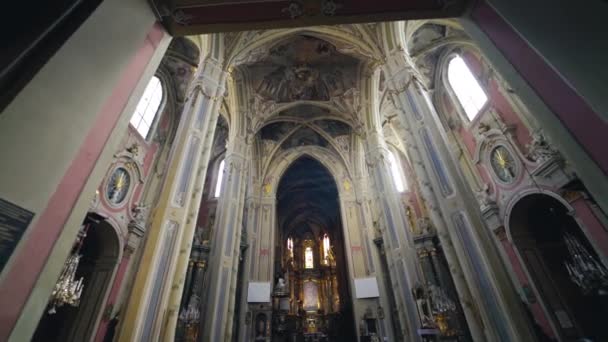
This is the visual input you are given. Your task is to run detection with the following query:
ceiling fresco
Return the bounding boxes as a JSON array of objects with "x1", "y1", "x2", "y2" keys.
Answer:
[
  {"x1": 282, "y1": 127, "x2": 329, "y2": 149},
  {"x1": 248, "y1": 36, "x2": 358, "y2": 102},
  {"x1": 260, "y1": 121, "x2": 298, "y2": 141},
  {"x1": 314, "y1": 119, "x2": 351, "y2": 137}
]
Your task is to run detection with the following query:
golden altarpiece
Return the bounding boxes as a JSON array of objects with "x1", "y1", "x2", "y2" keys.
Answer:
[{"x1": 272, "y1": 232, "x2": 344, "y2": 341}]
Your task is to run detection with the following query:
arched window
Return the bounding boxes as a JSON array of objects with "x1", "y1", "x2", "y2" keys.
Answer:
[
  {"x1": 214, "y1": 159, "x2": 225, "y2": 198},
  {"x1": 447, "y1": 55, "x2": 488, "y2": 121},
  {"x1": 130, "y1": 76, "x2": 163, "y2": 139},
  {"x1": 322, "y1": 234, "x2": 330, "y2": 265},
  {"x1": 304, "y1": 247, "x2": 314, "y2": 269},
  {"x1": 388, "y1": 151, "x2": 407, "y2": 193},
  {"x1": 287, "y1": 237, "x2": 294, "y2": 259}
]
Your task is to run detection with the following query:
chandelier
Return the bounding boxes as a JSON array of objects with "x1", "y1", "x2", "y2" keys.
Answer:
[
  {"x1": 179, "y1": 298, "x2": 201, "y2": 325},
  {"x1": 564, "y1": 232, "x2": 608, "y2": 295},
  {"x1": 428, "y1": 284, "x2": 456, "y2": 314},
  {"x1": 47, "y1": 224, "x2": 88, "y2": 314},
  {"x1": 179, "y1": 295, "x2": 201, "y2": 342},
  {"x1": 48, "y1": 254, "x2": 85, "y2": 314}
]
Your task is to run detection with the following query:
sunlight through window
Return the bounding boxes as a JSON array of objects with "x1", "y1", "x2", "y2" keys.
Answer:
[
  {"x1": 305, "y1": 247, "x2": 314, "y2": 269},
  {"x1": 323, "y1": 234, "x2": 330, "y2": 265},
  {"x1": 214, "y1": 159, "x2": 225, "y2": 198},
  {"x1": 130, "y1": 76, "x2": 163, "y2": 139},
  {"x1": 388, "y1": 151, "x2": 407, "y2": 193},
  {"x1": 447, "y1": 56, "x2": 488, "y2": 121}
]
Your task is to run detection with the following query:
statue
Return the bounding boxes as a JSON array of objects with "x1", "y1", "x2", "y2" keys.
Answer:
[
  {"x1": 130, "y1": 203, "x2": 149, "y2": 227},
  {"x1": 275, "y1": 276, "x2": 287, "y2": 294},
  {"x1": 526, "y1": 131, "x2": 561, "y2": 162}
]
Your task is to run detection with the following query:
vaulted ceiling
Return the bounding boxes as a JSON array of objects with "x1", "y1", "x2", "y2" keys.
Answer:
[{"x1": 277, "y1": 156, "x2": 340, "y2": 239}]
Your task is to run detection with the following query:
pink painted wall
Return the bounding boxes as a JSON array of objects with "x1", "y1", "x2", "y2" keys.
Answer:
[
  {"x1": 471, "y1": 2, "x2": 608, "y2": 174},
  {"x1": 499, "y1": 237, "x2": 556, "y2": 338},
  {"x1": 94, "y1": 255, "x2": 131, "y2": 342},
  {"x1": 0, "y1": 23, "x2": 165, "y2": 341},
  {"x1": 570, "y1": 196, "x2": 608, "y2": 258}
]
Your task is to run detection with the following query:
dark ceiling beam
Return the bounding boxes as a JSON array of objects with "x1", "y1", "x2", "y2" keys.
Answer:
[{"x1": 149, "y1": 0, "x2": 469, "y2": 36}]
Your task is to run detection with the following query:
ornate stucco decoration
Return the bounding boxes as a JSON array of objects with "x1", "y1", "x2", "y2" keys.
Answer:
[
  {"x1": 111, "y1": 142, "x2": 147, "y2": 193},
  {"x1": 126, "y1": 203, "x2": 149, "y2": 254},
  {"x1": 526, "y1": 131, "x2": 562, "y2": 163},
  {"x1": 475, "y1": 185, "x2": 502, "y2": 232},
  {"x1": 525, "y1": 131, "x2": 574, "y2": 186}
]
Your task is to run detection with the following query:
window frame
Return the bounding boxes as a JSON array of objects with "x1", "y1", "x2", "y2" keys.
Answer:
[
  {"x1": 129, "y1": 75, "x2": 166, "y2": 141},
  {"x1": 445, "y1": 53, "x2": 489, "y2": 124}
]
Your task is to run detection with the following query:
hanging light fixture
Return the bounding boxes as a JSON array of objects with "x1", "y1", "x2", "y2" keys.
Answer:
[
  {"x1": 179, "y1": 294, "x2": 200, "y2": 342},
  {"x1": 47, "y1": 224, "x2": 89, "y2": 314},
  {"x1": 564, "y1": 232, "x2": 608, "y2": 295}
]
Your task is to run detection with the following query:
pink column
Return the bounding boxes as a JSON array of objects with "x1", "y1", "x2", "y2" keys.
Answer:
[
  {"x1": 471, "y1": 2, "x2": 608, "y2": 174},
  {"x1": 94, "y1": 254, "x2": 131, "y2": 342},
  {"x1": 0, "y1": 23, "x2": 165, "y2": 341},
  {"x1": 496, "y1": 230, "x2": 556, "y2": 338}
]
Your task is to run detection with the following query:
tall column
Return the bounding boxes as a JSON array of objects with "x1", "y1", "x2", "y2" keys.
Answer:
[
  {"x1": 118, "y1": 57, "x2": 226, "y2": 342},
  {"x1": 365, "y1": 129, "x2": 422, "y2": 341},
  {"x1": 236, "y1": 176, "x2": 275, "y2": 342},
  {"x1": 385, "y1": 52, "x2": 535, "y2": 341},
  {"x1": 201, "y1": 134, "x2": 250, "y2": 341},
  {"x1": 0, "y1": 1, "x2": 170, "y2": 340},
  {"x1": 386, "y1": 80, "x2": 485, "y2": 340}
]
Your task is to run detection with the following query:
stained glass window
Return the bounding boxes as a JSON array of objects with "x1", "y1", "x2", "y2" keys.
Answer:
[{"x1": 305, "y1": 247, "x2": 314, "y2": 269}]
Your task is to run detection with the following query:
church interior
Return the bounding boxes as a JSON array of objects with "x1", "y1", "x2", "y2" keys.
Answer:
[{"x1": 2, "y1": 1, "x2": 608, "y2": 341}]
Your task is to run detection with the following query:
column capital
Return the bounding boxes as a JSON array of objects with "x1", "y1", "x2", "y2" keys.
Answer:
[{"x1": 188, "y1": 57, "x2": 227, "y2": 99}]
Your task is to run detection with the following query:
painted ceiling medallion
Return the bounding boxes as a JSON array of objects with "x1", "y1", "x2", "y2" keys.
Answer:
[
  {"x1": 490, "y1": 146, "x2": 517, "y2": 183},
  {"x1": 106, "y1": 167, "x2": 131, "y2": 205}
]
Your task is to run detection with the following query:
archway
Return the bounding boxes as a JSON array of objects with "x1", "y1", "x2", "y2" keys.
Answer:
[
  {"x1": 273, "y1": 156, "x2": 356, "y2": 341},
  {"x1": 33, "y1": 214, "x2": 121, "y2": 341},
  {"x1": 509, "y1": 194, "x2": 608, "y2": 341}
]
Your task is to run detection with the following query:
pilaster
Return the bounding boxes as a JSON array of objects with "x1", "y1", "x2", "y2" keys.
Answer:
[
  {"x1": 201, "y1": 133, "x2": 251, "y2": 341},
  {"x1": 117, "y1": 57, "x2": 227, "y2": 342},
  {"x1": 364, "y1": 128, "x2": 422, "y2": 341},
  {"x1": 385, "y1": 53, "x2": 535, "y2": 341}
]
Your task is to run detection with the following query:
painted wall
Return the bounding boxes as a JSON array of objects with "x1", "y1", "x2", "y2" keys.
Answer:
[{"x1": 0, "y1": 0, "x2": 171, "y2": 339}]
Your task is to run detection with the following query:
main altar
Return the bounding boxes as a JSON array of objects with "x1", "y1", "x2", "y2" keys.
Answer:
[{"x1": 271, "y1": 233, "x2": 352, "y2": 342}]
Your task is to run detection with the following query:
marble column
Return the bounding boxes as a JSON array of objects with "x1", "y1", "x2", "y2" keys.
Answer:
[
  {"x1": 385, "y1": 52, "x2": 535, "y2": 341},
  {"x1": 201, "y1": 134, "x2": 250, "y2": 341},
  {"x1": 118, "y1": 57, "x2": 226, "y2": 342}
]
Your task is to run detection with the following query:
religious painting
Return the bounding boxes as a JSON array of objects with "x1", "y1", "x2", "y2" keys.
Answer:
[
  {"x1": 106, "y1": 167, "x2": 131, "y2": 205},
  {"x1": 249, "y1": 36, "x2": 358, "y2": 102},
  {"x1": 490, "y1": 145, "x2": 517, "y2": 183},
  {"x1": 303, "y1": 280, "x2": 319, "y2": 311}
]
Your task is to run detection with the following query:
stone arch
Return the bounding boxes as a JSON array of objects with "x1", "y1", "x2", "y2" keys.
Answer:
[
  {"x1": 32, "y1": 215, "x2": 122, "y2": 342},
  {"x1": 270, "y1": 153, "x2": 359, "y2": 339},
  {"x1": 263, "y1": 146, "x2": 353, "y2": 197},
  {"x1": 504, "y1": 189, "x2": 575, "y2": 244},
  {"x1": 254, "y1": 101, "x2": 357, "y2": 131},
  {"x1": 505, "y1": 191, "x2": 608, "y2": 340}
]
